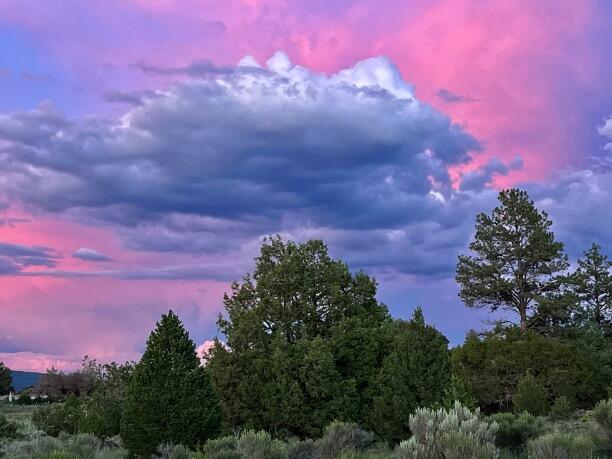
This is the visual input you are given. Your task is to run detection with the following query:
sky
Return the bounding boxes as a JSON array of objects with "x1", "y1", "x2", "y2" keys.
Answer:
[{"x1": 1, "y1": 0, "x2": 612, "y2": 372}]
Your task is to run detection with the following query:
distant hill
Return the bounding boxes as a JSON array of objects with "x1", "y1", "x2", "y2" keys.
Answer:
[{"x1": 10, "y1": 370, "x2": 43, "y2": 393}]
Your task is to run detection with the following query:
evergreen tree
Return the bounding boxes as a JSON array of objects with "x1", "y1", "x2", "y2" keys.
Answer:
[
  {"x1": 207, "y1": 236, "x2": 391, "y2": 438},
  {"x1": 80, "y1": 361, "x2": 134, "y2": 439},
  {"x1": 456, "y1": 188, "x2": 568, "y2": 331},
  {"x1": 452, "y1": 327, "x2": 608, "y2": 411},
  {"x1": 570, "y1": 244, "x2": 612, "y2": 333},
  {"x1": 369, "y1": 307, "x2": 451, "y2": 443},
  {"x1": 513, "y1": 372, "x2": 549, "y2": 416},
  {"x1": 121, "y1": 311, "x2": 221, "y2": 457},
  {"x1": 0, "y1": 362, "x2": 11, "y2": 395}
]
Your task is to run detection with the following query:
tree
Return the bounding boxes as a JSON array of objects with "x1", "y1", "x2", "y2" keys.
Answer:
[
  {"x1": 513, "y1": 372, "x2": 549, "y2": 416},
  {"x1": 80, "y1": 361, "x2": 134, "y2": 439},
  {"x1": 369, "y1": 308, "x2": 451, "y2": 443},
  {"x1": 569, "y1": 244, "x2": 612, "y2": 333},
  {"x1": 0, "y1": 362, "x2": 11, "y2": 395},
  {"x1": 456, "y1": 188, "x2": 568, "y2": 331},
  {"x1": 121, "y1": 311, "x2": 221, "y2": 457},
  {"x1": 452, "y1": 327, "x2": 608, "y2": 412},
  {"x1": 207, "y1": 236, "x2": 391, "y2": 438}
]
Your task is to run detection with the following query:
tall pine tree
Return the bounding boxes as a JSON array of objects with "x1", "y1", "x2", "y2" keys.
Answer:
[
  {"x1": 121, "y1": 311, "x2": 221, "y2": 457},
  {"x1": 570, "y1": 244, "x2": 612, "y2": 332},
  {"x1": 456, "y1": 189, "x2": 568, "y2": 331}
]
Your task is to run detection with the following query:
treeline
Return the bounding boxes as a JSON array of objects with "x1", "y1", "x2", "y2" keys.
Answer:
[{"x1": 2, "y1": 188, "x2": 611, "y2": 458}]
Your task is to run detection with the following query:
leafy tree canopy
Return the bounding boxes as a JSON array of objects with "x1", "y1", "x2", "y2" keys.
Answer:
[
  {"x1": 207, "y1": 236, "x2": 392, "y2": 438},
  {"x1": 452, "y1": 327, "x2": 608, "y2": 412}
]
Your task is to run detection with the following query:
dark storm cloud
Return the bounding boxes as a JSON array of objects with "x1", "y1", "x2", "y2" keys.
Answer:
[
  {"x1": 2, "y1": 52, "x2": 609, "y2": 281},
  {"x1": 0, "y1": 242, "x2": 60, "y2": 274},
  {"x1": 459, "y1": 156, "x2": 523, "y2": 191},
  {"x1": 0, "y1": 53, "x2": 479, "y2": 244}
]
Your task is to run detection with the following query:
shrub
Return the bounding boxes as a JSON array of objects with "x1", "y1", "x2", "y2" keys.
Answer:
[
  {"x1": 442, "y1": 374, "x2": 478, "y2": 410},
  {"x1": 452, "y1": 329, "x2": 607, "y2": 412},
  {"x1": 0, "y1": 432, "x2": 126, "y2": 459},
  {"x1": 395, "y1": 402, "x2": 499, "y2": 459},
  {"x1": 283, "y1": 438, "x2": 316, "y2": 459},
  {"x1": 201, "y1": 435, "x2": 238, "y2": 455},
  {"x1": 31, "y1": 395, "x2": 82, "y2": 436},
  {"x1": 527, "y1": 432, "x2": 595, "y2": 459},
  {"x1": 16, "y1": 393, "x2": 33, "y2": 405},
  {"x1": 0, "y1": 413, "x2": 19, "y2": 439},
  {"x1": 157, "y1": 443, "x2": 191, "y2": 459},
  {"x1": 592, "y1": 398, "x2": 612, "y2": 449},
  {"x1": 487, "y1": 412, "x2": 544, "y2": 451},
  {"x1": 315, "y1": 421, "x2": 375, "y2": 459},
  {"x1": 513, "y1": 372, "x2": 549, "y2": 416},
  {"x1": 550, "y1": 396, "x2": 573, "y2": 420},
  {"x1": 235, "y1": 430, "x2": 286, "y2": 459}
]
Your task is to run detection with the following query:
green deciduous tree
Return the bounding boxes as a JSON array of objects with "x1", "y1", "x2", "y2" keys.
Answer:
[
  {"x1": 121, "y1": 310, "x2": 221, "y2": 458},
  {"x1": 80, "y1": 361, "x2": 134, "y2": 439},
  {"x1": 369, "y1": 308, "x2": 451, "y2": 443},
  {"x1": 456, "y1": 188, "x2": 568, "y2": 331},
  {"x1": 0, "y1": 362, "x2": 11, "y2": 395},
  {"x1": 207, "y1": 236, "x2": 391, "y2": 438}
]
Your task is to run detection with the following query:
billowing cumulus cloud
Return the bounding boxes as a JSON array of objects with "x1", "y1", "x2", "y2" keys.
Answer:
[{"x1": 0, "y1": 51, "x2": 484, "y2": 278}]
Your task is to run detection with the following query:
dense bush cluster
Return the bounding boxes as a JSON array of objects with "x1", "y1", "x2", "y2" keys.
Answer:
[{"x1": 0, "y1": 188, "x2": 610, "y2": 458}]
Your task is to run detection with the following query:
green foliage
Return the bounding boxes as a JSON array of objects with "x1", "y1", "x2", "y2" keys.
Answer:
[
  {"x1": 513, "y1": 372, "x2": 549, "y2": 416},
  {"x1": 120, "y1": 310, "x2": 222, "y2": 458},
  {"x1": 235, "y1": 431, "x2": 286, "y2": 459},
  {"x1": 550, "y1": 396, "x2": 573, "y2": 420},
  {"x1": 207, "y1": 237, "x2": 391, "y2": 438},
  {"x1": 15, "y1": 393, "x2": 33, "y2": 406},
  {"x1": 32, "y1": 395, "x2": 82, "y2": 436},
  {"x1": 0, "y1": 432, "x2": 126, "y2": 459},
  {"x1": 568, "y1": 244, "x2": 612, "y2": 332},
  {"x1": 79, "y1": 361, "x2": 133, "y2": 439},
  {"x1": 369, "y1": 308, "x2": 450, "y2": 443},
  {"x1": 592, "y1": 398, "x2": 612, "y2": 450},
  {"x1": 456, "y1": 189, "x2": 569, "y2": 332},
  {"x1": 442, "y1": 374, "x2": 478, "y2": 410},
  {"x1": 395, "y1": 402, "x2": 499, "y2": 459},
  {"x1": 315, "y1": 421, "x2": 375, "y2": 458},
  {"x1": 156, "y1": 443, "x2": 191, "y2": 459},
  {"x1": 0, "y1": 362, "x2": 11, "y2": 395},
  {"x1": 526, "y1": 432, "x2": 596, "y2": 459},
  {"x1": 452, "y1": 328, "x2": 607, "y2": 411},
  {"x1": 0, "y1": 414, "x2": 19, "y2": 439},
  {"x1": 195, "y1": 421, "x2": 387, "y2": 459},
  {"x1": 487, "y1": 412, "x2": 544, "y2": 452}
]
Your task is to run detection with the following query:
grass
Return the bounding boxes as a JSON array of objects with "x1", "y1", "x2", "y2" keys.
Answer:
[{"x1": 0, "y1": 403, "x2": 36, "y2": 424}]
